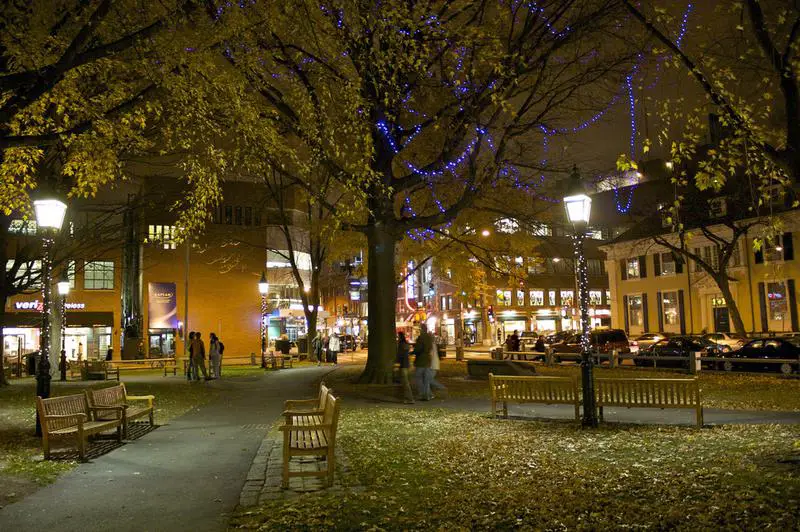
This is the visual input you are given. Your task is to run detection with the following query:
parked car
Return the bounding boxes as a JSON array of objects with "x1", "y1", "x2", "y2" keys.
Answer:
[
  {"x1": 702, "y1": 332, "x2": 746, "y2": 351},
  {"x1": 340, "y1": 334, "x2": 357, "y2": 351},
  {"x1": 543, "y1": 331, "x2": 574, "y2": 347},
  {"x1": 550, "y1": 329, "x2": 631, "y2": 361},
  {"x1": 636, "y1": 336, "x2": 729, "y2": 368},
  {"x1": 723, "y1": 338, "x2": 800, "y2": 374},
  {"x1": 631, "y1": 332, "x2": 674, "y2": 354},
  {"x1": 519, "y1": 331, "x2": 539, "y2": 351}
]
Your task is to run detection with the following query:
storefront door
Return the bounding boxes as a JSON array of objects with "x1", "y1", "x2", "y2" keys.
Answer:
[{"x1": 713, "y1": 307, "x2": 730, "y2": 333}]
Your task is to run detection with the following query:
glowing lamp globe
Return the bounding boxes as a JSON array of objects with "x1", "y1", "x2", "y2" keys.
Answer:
[
  {"x1": 57, "y1": 270, "x2": 70, "y2": 296},
  {"x1": 33, "y1": 199, "x2": 67, "y2": 230},
  {"x1": 563, "y1": 194, "x2": 592, "y2": 225},
  {"x1": 258, "y1": 272, "x2": 269, "y2": 295}
]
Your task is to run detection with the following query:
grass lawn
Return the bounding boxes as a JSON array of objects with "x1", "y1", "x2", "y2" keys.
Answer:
[
  {"x1": 231, "y1": 408, "x2": 800, "y2": 530},
  {"x1": 325, "y1": 360, "x2": 800, "y2": 411},
  {"x1": 0, "y1": 371, "x2": 256, "y2": 507}
]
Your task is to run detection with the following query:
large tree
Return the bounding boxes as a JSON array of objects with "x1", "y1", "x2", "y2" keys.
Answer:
[{"x1": 178, "y1": 1, "x2": 638, "y2": 383}]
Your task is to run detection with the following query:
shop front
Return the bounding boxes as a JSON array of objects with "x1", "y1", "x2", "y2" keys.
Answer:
[{"x1": 533, "y1": 309, "x2": 560, "y2": 333}]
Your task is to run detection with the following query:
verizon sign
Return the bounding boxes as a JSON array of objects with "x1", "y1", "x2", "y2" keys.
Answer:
[{"x1": 15, "y1": 300, "x2": 86, "y2": 311}]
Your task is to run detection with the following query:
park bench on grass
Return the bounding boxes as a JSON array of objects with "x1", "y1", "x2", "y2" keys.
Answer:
[
  {"x1": 36, "y1": 393, "x2": 123, "y2": 461},
  {"x1": 489, "y1": 374, "x2": 580, "y2": 420},
  {"x1": 85, "y1": 383, "x2": 155, "y2": 439},
  {"x1": 80, "y1": 360, "x2": 119, "y2": 381},
  {"x1": 281, "y1": 393, "x2": 340, "y2": 489},
  {"x1": 283, "y1": 383, "x2": 331, "y2": 427},
  {"x1": 595, "y1": 377, "x2": 704, "y2": 427}
]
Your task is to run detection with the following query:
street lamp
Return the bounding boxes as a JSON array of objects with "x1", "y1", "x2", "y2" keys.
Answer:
[
  {"x1": 33, "y1": 195, "x2": 67, "y2": 436},
  {"x1": 563, "y1": 166, "x2": 597, "y2": 428},
  {"x1": 57, "y1": 269, "x2": 70, "y2": 381},
  {"x1": 258, "y1": 272, "x2": 269, "y2": 361}
]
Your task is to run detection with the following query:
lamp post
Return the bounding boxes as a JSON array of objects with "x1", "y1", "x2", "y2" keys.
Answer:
[
  {"x1": 33, "y1": 196, "x2": 67, "y2": 436},
  {"x1": 57, "y1": 269, "x2": 70, "y2": 381},
  {"x1": 258, "y1": 272, "x2": 269, "y2": 361},
  {"x1": 563, "y1": 166, "x2": 597, "y2": 428}
]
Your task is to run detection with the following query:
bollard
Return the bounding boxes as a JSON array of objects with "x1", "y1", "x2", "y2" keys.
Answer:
[
  {"x1": 610, "y1": 349, "x2": 619, "y2": 368},
  {"x1": 545, "y1": 347, "x2": 554, "y2": 367},
  {"x1": 250, "y1": 352, "x2": 256, "y2": 365},
  {"x1": 690, "y1": 352, "x2": 702, "y2": 374}
]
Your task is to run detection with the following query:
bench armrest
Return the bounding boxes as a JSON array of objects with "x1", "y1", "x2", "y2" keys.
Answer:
[
  {"x1": 126, "y1": 395, "x2": 155, "y2": 407},
  {"x1": 280, "y1": 423, "x2": 332, "y2": 432},
  {"x1": 90, "y1": 404, "x2": 127, "y2": 410},
  {"x1": 284, "y1": 399, "x2": 318, "y2": 408}
]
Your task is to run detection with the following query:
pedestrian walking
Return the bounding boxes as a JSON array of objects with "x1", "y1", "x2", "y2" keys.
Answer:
[
  {"x1": 186, "y1": 332, "x2": 196, "y2": 381},
  {"x1": 209, "y1": 333, "x2": 222, "y2": 379},
  {"x1": 534, "y1": 335, "x2": 545, "y2": 353},
  {"x1": 429, "y1": 333, "x2": 446, "y2": 395},
  {"x1": 413, "y1": 324, "x2": 434, "y2": 400},
  {"x1": 328, "y1": 332, "x2": 340, "y2": 365},
  {"x1": 396, "y1": 332, "x2": 414, "y2": 404},
  {"x1": 505, "y1": 330, "x2": 521, "y2": 359},
  {"x1": 191, "y1": 331, "x2": 208, "y2": 381}
]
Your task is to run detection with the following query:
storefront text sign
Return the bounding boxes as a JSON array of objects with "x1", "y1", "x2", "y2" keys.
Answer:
[
  {"x1": 148, "y1": 282, "x2": 178, "y2": 328},
  {"x1": 15, "y1": 300, "x2": 85, "y2": 311}
]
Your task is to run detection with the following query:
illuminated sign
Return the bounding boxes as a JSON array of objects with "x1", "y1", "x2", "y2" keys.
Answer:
[
  {"x1": 350, "y1": 291, "x2": 360, "y2": 301},
  {"x1": 15, "y1": 300, "x2": 85, "y2": 311}
]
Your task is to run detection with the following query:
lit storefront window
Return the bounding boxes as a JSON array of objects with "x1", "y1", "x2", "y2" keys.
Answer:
[
  {"x1": 529, "y1": 289, "x2": 544, "y2": 306},
  {"x1": 767, "y1": 281, "x2": 788, "y2": 321},
  {"x1": 662, "y1": 291, "x2": 680, "y2": 325},
  {"x1": 496, "y1": 289, "x2": 512, "y2": 307},
  {"x1": 589, "y1": 290, "x2": 602, "y2": 305},
  {"x1": 628, "y1": 295, "x2": 643, "y2": 326}
]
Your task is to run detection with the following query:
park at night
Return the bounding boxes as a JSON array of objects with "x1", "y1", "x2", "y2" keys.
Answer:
[{"x1": 0, "y1": 1, "x2": 799, "y2": 530}]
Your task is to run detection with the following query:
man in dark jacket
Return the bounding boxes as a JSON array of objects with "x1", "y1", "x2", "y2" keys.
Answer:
[{"x1": 413, "y1": 324, "x2": 435, "y2": 400}]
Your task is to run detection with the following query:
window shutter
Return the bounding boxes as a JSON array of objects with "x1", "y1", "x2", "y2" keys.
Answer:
[
  {"x1": 755, "y1": 246, "x2": 764, "y2": 264},
  {"x1": 653, "y1": 253, "x2": 661, "y2": 277},
  {"x1": 623, "y1": 295, "x2": 629, "y2": 332},
  {"x1": 789, "y1": 279, "x2": 799, "y2": 331},
  {"x1": 620, "y1": 259, "x2": 628, "y2": 281},
  {"x1": 642, "y1": 293, "x2": 649, "y2": 333},
  {"x1": 674, "y1": 253, "x2": 684, "y2": 274},
  {"x1": 638, "y1": 255, "x2": 647, "y2": 278},
  {"x1": 758, "y1": 282, "x2": 768, "y2": 331},
  {"x1": 656, "y1": 291, "x2": 664, "y2": 332},
  {"x1": 678, "y1": 290, "x2": 686, "y2": 334},
  {"x1": 783, "y1": 232, "x2": 794, "y2": 261}
]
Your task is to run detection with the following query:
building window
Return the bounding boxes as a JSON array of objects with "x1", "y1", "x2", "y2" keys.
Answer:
[
  {"x1": 605, "y1": 290, "x2": 611, "y2": 304},
  {"x1": 440, "y1": 296, "x2": 447, "y2": 310},
  {"x1": 560, "y1": 290, "x2": 574, "y2": 307},
  {"x1": 496, "y1": 218, "x2": 519, "y2": 233},
  {"x1": 548, "y1": 290, "x2": 556, "y2": 306},
  {"x1": 659, "y1": 252, "x2": 676, "y2": 276},
  {"x1": 244, "y1": 207, "x2": 253, "y2": 226},
  {"x1": 531, "y1": 223, "x2": 552, "y2": 236},
  {"x1": 496, "y1": 289, "x2": 512, "y2": 307},
  {"x1": 589, "y1": 290, "x2": 602, "y2": 305},
  {"x1": 67, "y1": 260, "x2": 76, "y2": 288},
  {"x1": 224, "y1": 206, "x2": 233, "y2": 224},
  {"x1": 148, "y1": 225, "x2": 177, "y2": 250},
  {"x1": 628, "y1": 294, "x2": 643, "y2": 327},
  {"x1": 516, "y1": 289, "x2": 525, "y2": 306},
  {"x1": 6, "y1": 259, "x2": 42, "y2": 289},
  {"x1": 662, "y1": 291, "x2": 680, "y2": 325},
  {"x1": 529, "y1": 289, "x2": 544, "y2": 306},
  {"x1": 767, "y1": 281, "x2": 788, "y2": 321},
  {"x1": 212, "y1": 206, "x2": 221, "y2": 224},
  {"x1": 586, "y1": 229, "x2": 603, "y2": 240},
  {"x1": 8, "y1": 219, "x2": 37, "y2": 235},
  {"x1": 235, "y1": 206, "x2": 243, "y2": 225},
  {"x1": 447, "y1": 295, "x2": 452, "y2": 310},
  {"x1": 701, "y1": 245, "x2": 720, "y2": 271},
  {"x1": 626, "y1": 258, "x2": 640, "y2": 279},
  {"x1": 84, "y1": 261, "x2": 114, "y2": 290},
  {"x1": 527, "y1": 259, "x2": 546, "y2": 275}
]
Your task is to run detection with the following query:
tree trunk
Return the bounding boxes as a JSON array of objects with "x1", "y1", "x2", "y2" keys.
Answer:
[
  {"x1": 305, "y1": 311, "x2": 318, "y2": 362},
  {"x1": 716, "y1": 275, "x2": 747, "y2": 336},
  {"x1": 0, "y1": 219, "x2": 9, "y2": 386},
  {"x1": 358, "y1": 222, "x2": 397, "y2": 384}
]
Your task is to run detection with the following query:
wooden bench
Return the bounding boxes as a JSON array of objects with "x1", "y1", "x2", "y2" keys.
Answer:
[
  {"x1": 36, "y1": 393, "x2": 123, "y2": 461},
  {"x1": 283, "y1": 383, "x2": 331, "y2": 427},
  {"x1": 281, "y1": 393, "x2": 340, "y2": 488},
  {"x1": 80, "y1": 360, "x2": 119, "y2": 381},
  {"x1": 489, "y1": 374, "x2": 580, "y2": 420},
  {"x1": 85, "y1": 383, "x2": 155, "y2": 439},
  {"x1": 595, "y1": 377, "x2": 703, "y2": 427}
]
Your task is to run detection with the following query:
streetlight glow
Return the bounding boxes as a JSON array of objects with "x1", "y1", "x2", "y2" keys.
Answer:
[
  {"x1": 563, "y1": 194, "x2": 592, "y2": 225},
  {"x1": 33, "y1": 199, "x2": 68, "y2": 230},
  {"x1": 258, "y1": 272, "x2": 269, "y2": 295},
  {"x1": 57, "y1": 270, "x2": 71, "y2": 296}
]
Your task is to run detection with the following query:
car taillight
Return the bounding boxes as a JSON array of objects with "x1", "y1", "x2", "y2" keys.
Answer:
[{"x1": 631, "y1": 341, "x2": 638, "y2": 347}]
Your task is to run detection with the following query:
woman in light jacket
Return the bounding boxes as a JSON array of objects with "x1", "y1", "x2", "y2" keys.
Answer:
[{"x1": 208, "y1": 333, "x2": 221, "y2": 379}]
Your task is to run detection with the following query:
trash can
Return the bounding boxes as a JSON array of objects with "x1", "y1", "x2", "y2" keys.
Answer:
[{"x1": 491, "y1": 347, "x2": 504, "y2": 360}]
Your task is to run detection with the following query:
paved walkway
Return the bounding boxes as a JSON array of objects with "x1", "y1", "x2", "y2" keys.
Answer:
[{"x1": 0, "y1": 366, "x2": 332, "y2": 532}]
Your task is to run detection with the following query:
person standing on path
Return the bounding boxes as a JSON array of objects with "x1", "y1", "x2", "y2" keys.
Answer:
[
  {"x1": 186, "y1": 332, "x2": 196, "y2": 381},
  {"x1": 191, "y1": 332, "x2": 208, "y2": 381},
  {"x1": 311, "y1": 334, "x2": 324, "y2": 365},
  {"x1": 328, "y1": 332, "x2": 340, "y2": 365},
  {"x1": 208, "y1": 333, "x2": 221, "y2": 379},
  {"x1": 396, "y1": 332, "x2": 414, "y2": 404},
  {"x1": 413, "y1": 324, "x2": 434, "y2": 400},
  {"x1": 505, "y1": 330, "x2": 521, "y2": 359},
  {"x1": 429, "y1": 334, "x2": 446, "y2": 396}
]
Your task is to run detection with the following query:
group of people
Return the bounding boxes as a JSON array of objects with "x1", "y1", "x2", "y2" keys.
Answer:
[
  {"x1": 396, "y1": 324, "x2": 446, "y2": 403},
  {"x1": 186, "y1": 331, "x2": 225, "y2": 381},
  {"x1": 311, "y1": 332, "x2": 341, "y2": 365}
]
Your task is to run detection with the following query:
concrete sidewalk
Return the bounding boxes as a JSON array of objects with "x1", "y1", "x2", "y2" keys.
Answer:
[{"x1": 0, "y1": 367, "x2": 331, "y2": 532}]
